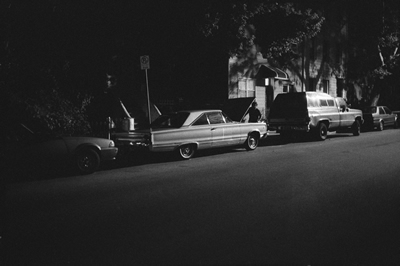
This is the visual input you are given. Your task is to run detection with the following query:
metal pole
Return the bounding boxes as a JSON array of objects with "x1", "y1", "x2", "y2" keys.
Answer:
[{"x1": 145, "y1": 69, "x2": 152, "y2": 132}]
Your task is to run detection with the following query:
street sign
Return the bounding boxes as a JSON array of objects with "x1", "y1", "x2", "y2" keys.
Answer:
[{"x1": 140, "y1": 55, "x2": 150, "y2": 70}]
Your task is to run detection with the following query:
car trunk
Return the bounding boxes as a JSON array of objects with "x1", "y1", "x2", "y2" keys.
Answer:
[{"x1": 223, "y1": 97, "x2": 255, "y2": 122}]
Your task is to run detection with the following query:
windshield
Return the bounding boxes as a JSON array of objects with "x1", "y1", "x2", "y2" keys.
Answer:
[{"x1": 151, "y1": 112, "x2": 190, "y2": 128}]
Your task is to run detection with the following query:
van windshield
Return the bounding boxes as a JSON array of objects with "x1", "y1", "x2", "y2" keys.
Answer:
[{"x1": 269, "y1": 93, "x2": 308, "y2": 119}]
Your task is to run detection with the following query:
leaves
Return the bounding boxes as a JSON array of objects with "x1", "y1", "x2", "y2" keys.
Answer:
[{"x1": 199, "y1": 1, "x2": 324, "y2": 58}]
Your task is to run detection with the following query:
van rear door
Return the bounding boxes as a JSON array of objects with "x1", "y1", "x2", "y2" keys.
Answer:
[{"x1": 269, "y1": 93, "x2": 309, "y2": 123}]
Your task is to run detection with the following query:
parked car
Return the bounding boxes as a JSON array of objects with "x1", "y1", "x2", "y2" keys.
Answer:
[
  {"x1": 362, "y1": 106, "x2": 399, "y2": 131},
  {"x1": 114, "y1": 109, "x2": 267, "y2": 159},
  {"x1": 1, "y1": 124, "x2": 118, "y2": 177},
  {"x1": 268, "y1": 92, "x2": 364, "y2": 140}
]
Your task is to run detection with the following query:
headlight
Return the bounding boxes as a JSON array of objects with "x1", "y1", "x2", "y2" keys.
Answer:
[{"x1": 109, "y1": 141, "x2": 115, "y2": 147}]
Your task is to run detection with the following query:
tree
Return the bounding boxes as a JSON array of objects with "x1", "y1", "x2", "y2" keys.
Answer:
[
  {"x1": 198, "y1": 1, "x2": 324, "y2": 61},
  {"x1": 347, "y1": 0, "x2": 400, "y2": 109}
]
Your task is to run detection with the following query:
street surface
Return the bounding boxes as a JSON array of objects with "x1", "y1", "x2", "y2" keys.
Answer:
[{"x1": 2, "y1": 129, "x2": 400, "y2": 265}]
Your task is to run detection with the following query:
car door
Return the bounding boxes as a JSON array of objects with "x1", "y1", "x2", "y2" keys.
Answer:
[
  {"x1": 206, "y1": 112, "x2": 227, "y2": 147},
  {"x1": 378, "y1": 107, "x2": 387, "y2": 125},
  {"x1": 221, "y1": 112, "x2": 242, "y2": 146},
  {"x1": 335, "y1": 98, "x2": 353, "y2": 127},
  {"x1": 383, "y1": 106, "x2": 395, "y2": 126},
  {"x1": 190, "y1": 113, "x2": 213, "y2": 149}
]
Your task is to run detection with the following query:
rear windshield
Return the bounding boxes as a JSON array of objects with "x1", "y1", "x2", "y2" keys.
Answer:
[
  {"x1": 270, "y1": 93, "x2": 308, "y2": 118},
  {"x1": 151, "y1": 112, "x2": 190, "y2": 128}
]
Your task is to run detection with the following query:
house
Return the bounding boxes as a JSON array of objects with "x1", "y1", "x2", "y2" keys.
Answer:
[{"x1": 228, "y1": 7, "x2": 349, "y2": 120}]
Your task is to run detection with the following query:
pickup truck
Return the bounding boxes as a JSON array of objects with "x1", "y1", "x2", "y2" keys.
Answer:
[
  {"x1": 268, "y1": 92, "x2": 364, "y2": 140},
  {"x1": 362, "y1": 106, "x2": 399, "y2": 131}
]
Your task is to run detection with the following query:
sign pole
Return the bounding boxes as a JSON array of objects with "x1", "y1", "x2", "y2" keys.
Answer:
[
  {"x1": 145, "y1": 68, "x2": 152, "y2": 131},
  {"x1": 140, "y1": 55, "x2": 152, "y2": 132}
]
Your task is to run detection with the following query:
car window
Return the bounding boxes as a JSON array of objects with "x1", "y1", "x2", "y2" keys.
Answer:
[
  {"x1": 383, "y1": 107, "x2": 391, "y2": 114},
  {"x1": 327, "y1": 99, "x2": 335, "y2": 106},
  {"x1": 379, "y1": 107, "x2": 385, "y2": 114},
  {"x1": 222, "y1": 112, "x2": 233, "y2": 123},
  {"x1": 151, "y1": 112, "x2": 189, "y2": 128},
  {"x1": 320, "y1": 99, "x2": 328, "y2": 107},
  {"x1": 207, "y1": 112, "x2": 225, "y2": 124},
  {"x1": 192, "y1": 114, "x2": 209, "y2": 126},
  {"x1": 335, "y1": 98, "x2": 347, "y2": 111}
]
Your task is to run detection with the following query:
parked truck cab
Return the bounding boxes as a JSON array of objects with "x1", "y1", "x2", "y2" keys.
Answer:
[{"x1": 269, "y1": 92, "x2": 363, "y2": 140}]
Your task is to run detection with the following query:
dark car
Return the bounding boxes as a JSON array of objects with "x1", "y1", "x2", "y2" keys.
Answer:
[
  {"x1": 1, "y1": 124, "x2": 118, "y2": 179},
  {"x1": 362, "y1": 106, "x2": 398, "y2": 131}
]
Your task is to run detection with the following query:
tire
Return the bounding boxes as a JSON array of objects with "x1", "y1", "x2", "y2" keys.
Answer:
[
  {"x1": 76, "y1": 148, "x2": 100, "y2": 174},
  {"x1": 395, "y1": 118, "x2": 399, "y2": 129},
  {"x1": 315, "y1": 122, "x2": 328, "y2": 141},
  {"x1": 178, "y1": 144, "x2": 196, "y2": 159},
  {"x1": 378, "y1": 121, "x2": 384, "y2": 131},
  {"x1": 244, "y1": 134, "x2": 259, "y2": 151},
  {"x1": 352, "y1": 120, "x2": 361, "y2": 136}
]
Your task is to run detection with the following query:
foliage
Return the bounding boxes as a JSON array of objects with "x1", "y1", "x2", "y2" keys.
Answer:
[
  {"x1": 346, "y1": 0, "x2": 400, "y2": 108},
  {"x1": 198, "y1": 1, "x2": 324, "y2": 60}
]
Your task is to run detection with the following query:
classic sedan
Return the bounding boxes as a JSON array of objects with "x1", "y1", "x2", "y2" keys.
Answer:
[
  {"x1": 362, "y1": 106, "x2": 398, "y2": 131},
  {"x1": 2, "y1": 124, "x2": 118, "y2": 177},
  {"x1": 114, "y1": 109, "x2": 267, "y2": 159}
]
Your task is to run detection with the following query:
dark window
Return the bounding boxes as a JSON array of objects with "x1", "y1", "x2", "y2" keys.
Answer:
[
  {"x1": 193, "y1": 114, "x2": 209, "y2": 126},
  {"x1": 327, "y1": 99, "x2": 335, "y2": 106},
  {"x1": 283, "y1": 85, "x2": 289, "y2": 93},
  {"x1": 151, "y1": 112, "x2": 189, "y2": 128},
  {"x1": 320, "y1": 99, "x2": 328, "y2": 107}
]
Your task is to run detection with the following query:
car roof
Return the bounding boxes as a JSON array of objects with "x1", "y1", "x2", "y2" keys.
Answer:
[
  {"x1": 177, "y1": 110, "x2": 223, "y2": 126},
  {"x1": 305, "y1": 91, "x2": 333, "y2": 99}
]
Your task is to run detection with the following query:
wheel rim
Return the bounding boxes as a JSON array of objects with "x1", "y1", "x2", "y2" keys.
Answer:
[
  {"x1": 78, "y1": 153, "x2": 95, "y2": 171},
  {"x1": 180, "y1": 145, "x2": 194, "y2": 159},
  {"x1": 379, "y1": 121, "x2": 384, "y2": 130},
  {"x1": 76, "y1": 150, "x2": 99, "y2": 174},
  {"x1": 319, "y1": 124, "x2": 327, "y2": 140},
  {"x1": 248, "y1": 136, "x2": 257, "y2": 149}
]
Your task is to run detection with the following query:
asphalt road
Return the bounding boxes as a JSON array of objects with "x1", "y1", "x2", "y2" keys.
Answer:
[{"x1": 2, "y1": 129, "x2": 400, "y2": 265}]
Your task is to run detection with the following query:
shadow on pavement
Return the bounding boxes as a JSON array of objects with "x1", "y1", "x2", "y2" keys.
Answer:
[{"x1": 2, "y1": 131, "x2": 360, "y2": 185}]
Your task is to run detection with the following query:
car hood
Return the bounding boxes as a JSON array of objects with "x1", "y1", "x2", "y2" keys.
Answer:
[{"x1": 223, "y1": 97, "x2": 255, "y2": 122}]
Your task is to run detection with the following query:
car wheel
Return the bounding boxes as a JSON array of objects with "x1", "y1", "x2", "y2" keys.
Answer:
[
  {"x1": 76, "y1": 148, "x2": 100, "y2": 174},
  {"x1": 394, "y1": 118, "x2": 398, "y2": 129},
  {"x1": 315, "y1": 122, "x2": 328, "y2": 141},
  {"x1": 352, "y1": 120, "x2": 361, "y2": 136},
  {"x1": 378, "y1": 121, "x2": 384, "y2": 131},
  {"x1": 244, "y1": 134, "x2": 259, "y2": 150},
  {"x1": 178, "y1": 144, "x2": 196, "y2": 159}
]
